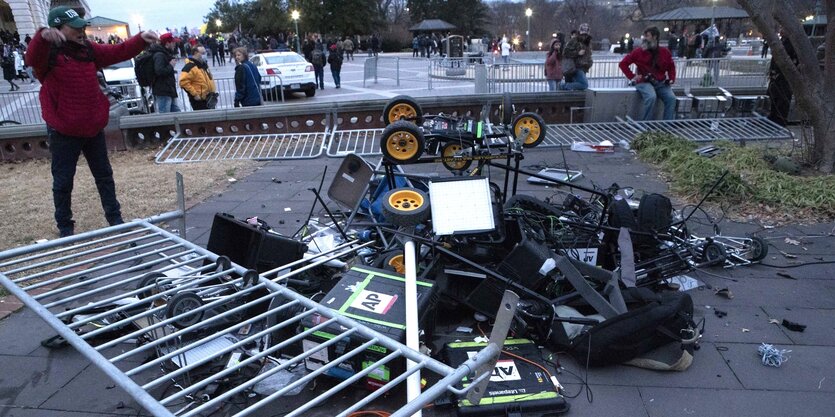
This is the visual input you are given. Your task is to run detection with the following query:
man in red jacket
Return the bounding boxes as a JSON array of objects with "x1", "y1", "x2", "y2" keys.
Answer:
[
  {"x1": 619, "y1": 27, "x2": 677, "y2": 120},
  {"x1": 24, "y1": 6, "x2": 158, "y2": 237}
]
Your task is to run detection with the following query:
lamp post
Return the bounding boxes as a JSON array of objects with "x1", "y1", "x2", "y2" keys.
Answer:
[
  {"x1": 525, "y1": 8, "x2": 532, "y2": 51},
  {"x1": 711, "y1": 0, "x2": 716, "y2": 27},
  {"x1": 215, "y1": 19, "x2": 222, "y2": 32},
  {"x1": 291, "y1": 10, "x2": 301, "y2": 53}
]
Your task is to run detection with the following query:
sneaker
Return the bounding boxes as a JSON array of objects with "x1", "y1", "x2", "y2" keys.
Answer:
[{"x1": 59, "y1": 229, "x2": 74, "y2": 238}]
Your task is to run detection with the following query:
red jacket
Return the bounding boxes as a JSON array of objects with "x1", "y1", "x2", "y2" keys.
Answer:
[
  {"x1": 618, "y1": 46, "x2": 676, "y2": 84},
  {"x1": 24, "y1": 29, "x2": 147, "y2": 138}
]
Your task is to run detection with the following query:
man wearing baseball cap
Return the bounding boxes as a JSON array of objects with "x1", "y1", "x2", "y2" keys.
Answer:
[
  {"x1": 24, "y1": 6, "x2": 159, "y2": 238},
  {"x1": 150, "y1": 32, "x2": 181, "y2": 113}
]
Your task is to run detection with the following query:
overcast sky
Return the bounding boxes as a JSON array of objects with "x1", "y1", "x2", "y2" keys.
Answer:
[{"x1": 87, "y1": 0, "x2": 212, "y2": 35}]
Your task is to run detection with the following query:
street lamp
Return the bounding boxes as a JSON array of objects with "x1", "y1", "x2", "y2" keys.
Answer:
[
  {"x1": 711, "y1": 0, "x2": 717, "y2": 27},
  {"x1": 215, "y1": 19, "x2": 222, "y2": 32},
  {"x1": 525, "y1": 8, "x2": 532, "y2": 51},
  {"x1": 132, "y1": 14, "x2": 143, "y2": 32},
  {"x1": 291, "y1": 10, "x2": 301, "y2": 53}
]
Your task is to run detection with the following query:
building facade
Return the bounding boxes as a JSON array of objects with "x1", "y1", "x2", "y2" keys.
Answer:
[{"x1": 2, "y1": 0, "x2": 90, "y2": 37}]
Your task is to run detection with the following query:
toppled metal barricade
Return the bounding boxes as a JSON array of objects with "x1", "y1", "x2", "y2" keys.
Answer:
[{"x1": 0, "y1": 212, "x2": 513, "y2": 417}]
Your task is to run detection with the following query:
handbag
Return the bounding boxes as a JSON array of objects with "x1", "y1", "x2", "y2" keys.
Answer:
[
  {"x1": 205, "y1": 92, "x2": 218, "y2": 109},
  {"x1": 561, "y1": 58, "x2": 577, "y2": 77}
]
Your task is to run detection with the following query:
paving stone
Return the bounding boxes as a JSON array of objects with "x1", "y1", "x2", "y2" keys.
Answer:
[
  {"x1": 559, "y1": 384, "x2": 648, "y2": 417},
  {"x1": 0, "y1": 311, "x2": 54, "y2": 356},
  {"x1": 0, "y1": 354, "x2": 88, "y2": 408},
  {"x1": 687, "y1": 275, "x2": 835, "y2": 309},
  {"x1": 0, "y1": 406, "x2": 149, "y2": 416},
  {"x1": 697, "y1": 305, "x2": 793, "y2": 345},
  {"x1": 760, "y1": 307, "x2": 835, "y2": 346},
  {"x1": 718, "y1": 343, "x2": 835, "y2": 392},
  {"x1": 39, "y1": 363, "x2": 159, "y2": 415},
  {"x1": 560, "y1": 343, "x2": 742, "y2": 390},
  {"x1": 640, "y1": 387, "x2": 835, "y2": 417}
]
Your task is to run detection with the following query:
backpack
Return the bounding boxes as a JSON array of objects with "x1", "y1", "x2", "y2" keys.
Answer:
[
  {"x1": 550, "y1": 287, "x2": 699, "y2": 367},
  {"x1": 311, "y1": 48, "x2": 324, "y2": 66},
  {"x1": 134, "y1": 50, "x2": 157, "y2": 87}
]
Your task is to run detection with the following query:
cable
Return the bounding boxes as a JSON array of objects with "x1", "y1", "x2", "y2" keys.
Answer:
[
  {"x1": 476, "y1": 323, "x2": 560, "y2": 390},
  {"x1": 760, "y1": 260, "x2": 835, "y2": 268}
]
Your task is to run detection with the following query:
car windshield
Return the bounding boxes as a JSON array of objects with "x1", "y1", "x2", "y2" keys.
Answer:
[
  {"x1": 106, "y1": 60, "x2": 133, "y2": 70},
  {"x1": 263, "y1": 54, "x2": 306, "y2": 65}
]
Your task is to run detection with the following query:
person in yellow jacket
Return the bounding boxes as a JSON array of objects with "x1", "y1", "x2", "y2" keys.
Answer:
[{"x1": 179, "y1": 46, "x2": 217, "y2": 110}]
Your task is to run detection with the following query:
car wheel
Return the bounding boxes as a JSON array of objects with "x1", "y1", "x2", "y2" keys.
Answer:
[
  {"x1": 380, "y1": 121, "x2": 424, "y2": 164},
  {"x1": 383, "y1": 95, "x2": 423, "y2": 125},
  {"x1": 512, "y1": 112, "x2": 546, "y2": 148}
]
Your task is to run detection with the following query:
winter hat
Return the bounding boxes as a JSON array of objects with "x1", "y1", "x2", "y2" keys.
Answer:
[
  {"x1": 159, "y1": 33, "x2": 176, "y2": 44},
  {"x1": 48, "y1": 6, "x2": 88, "y2": 29},
  {"x1": 579, "y1": 23, "x2": 590, "y2": 35}
]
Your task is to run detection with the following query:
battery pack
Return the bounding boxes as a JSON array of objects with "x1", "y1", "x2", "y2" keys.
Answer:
[
  {"x1": 442, "y1": 339, "x2": 569, "y2": 416},
  {"x1": 300, "y1": 265, "x2": 438, "y2": 390}
]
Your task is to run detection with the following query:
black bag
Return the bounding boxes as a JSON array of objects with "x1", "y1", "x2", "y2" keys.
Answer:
[
  {"x1": 134, "y1": 51, "x2": 157, "y2": 87},
  {"x1": 205, "y1": 92, "x2": 218, "y2": 109},
  {"x1": 550, "y1": 287, "x2": 698, "y2": 367},
  {"x1": 561, "y1": 57, "x2": 577, "y2": 77}
]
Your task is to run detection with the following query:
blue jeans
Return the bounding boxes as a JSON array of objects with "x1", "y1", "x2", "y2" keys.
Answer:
[
  {"x1": 48, "y1": 128, "x2": 122, "y2": 235},
  {"x1": 562, "y1": 69, "x2": 588, "y2": 90},
  {"x1": 330, "y1": 69, "x2": 341, "y2": 87},
  {"x1": 635, "y1": 82, "x2": 677, "y2": 120},
  {"x1": 155, "y1": 95, "x2": 181, "y2": 113},
  {"x1": 547, "y1": 79, "x2": 558, "y2": 91},
  {"x1": 314, "y1": 66, "x2": 325, "y2": 89}
]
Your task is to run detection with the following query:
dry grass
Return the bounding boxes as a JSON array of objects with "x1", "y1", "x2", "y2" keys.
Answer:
[{"x1": 0, "y1": 149, "x2": 260, "y2": 251}]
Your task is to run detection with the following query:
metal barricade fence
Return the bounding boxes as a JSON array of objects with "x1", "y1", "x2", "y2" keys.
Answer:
[
  {"x1": 362, "y1": 57, "x2": 432, "y2": 89},
  {"x1": 485, "y1": 57, "x2": 771, "y2": 93},
  {"x1": 0, "y1": 90, "x2": 43, "y2": 125},
  {"x1": 179, "y1": 74, "x2": 285, "y2": 111}
]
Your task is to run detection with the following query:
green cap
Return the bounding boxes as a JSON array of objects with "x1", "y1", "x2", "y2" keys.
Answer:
[{"x1": 48, "y1": 6, "x2": 88, "y2": 29}]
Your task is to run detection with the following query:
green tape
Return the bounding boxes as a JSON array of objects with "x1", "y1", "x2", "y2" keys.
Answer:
[
  {"x1": 350, "y1": 266, "x2": 433, "y2": 287},
  {"x1": 476, "y1": 121, "x2": 483, "y2": 139},
  {"x1": 338, "y1": 272, "x2": 375, "y2": 312},
  {"x1": 447, "y1": 338, "x2": 532, "y2": 349},
  {"x1": 343, "y1": 312, "x2": 406, "y2": 330},
  {"x1": 459, "y1": 390, "x2": 559, "y2": 406}
]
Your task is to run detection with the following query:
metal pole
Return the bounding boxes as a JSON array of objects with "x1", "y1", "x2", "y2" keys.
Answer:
[
  {"x1": 527, "y1": 16, "x2": 531, "y2": 51},
  {"x1": 404, "y1": 240, "x2": 421, "y2": 417},
  {"x1": 294, "y1": 20, "x2": 300, "y2": 53}
]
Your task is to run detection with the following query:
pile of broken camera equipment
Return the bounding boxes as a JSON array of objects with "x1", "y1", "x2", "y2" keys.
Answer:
[{"x1": 43, "y1": 94, "x2": 767, "y2": 416}]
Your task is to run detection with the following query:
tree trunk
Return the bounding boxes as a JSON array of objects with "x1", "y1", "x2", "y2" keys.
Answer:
[{"x1": 736, "y1": 0, "x2": 834, "y2": 172}]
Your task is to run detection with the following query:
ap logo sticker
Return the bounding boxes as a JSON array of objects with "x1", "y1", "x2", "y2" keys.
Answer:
[{"x1": 350, "y1": 290, "x2": 397, "y2": 315}]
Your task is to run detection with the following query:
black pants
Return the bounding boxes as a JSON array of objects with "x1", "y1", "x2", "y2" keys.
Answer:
[
  {"x1": 48, "y1": 128, "x2": 122, "y2": 235},
  {"x1": 767, "y1": 76, "x2": 792, "y2": 126}
]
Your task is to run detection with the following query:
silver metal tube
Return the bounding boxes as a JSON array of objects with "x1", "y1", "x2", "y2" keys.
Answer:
[
  {"x1": 182, "y1": 329, "x2": 368, "y2": 417},
  {"x1": 283, "y1": 351, "x2": 405, "y2": 417},
  {"x1": 24, "y1": 238, "x2": 180, "y2": 290},
  {"x1": 0, "y1": 273, "x2": 176, "y2": 417},
  {"x1": 156, "y1": 316, "x2": 339, "y2": 399},
  {"x1": 96, "y1": 285, "x2": 278, "y2": 352},
  {"x1": 404, "y1": 240, "x2": 422, "y2": 417},
  {"x1": 390, "y1": 343, "x2": 501, "y2": 417},
  {"x1": 50, "y1": 254, "x2": 211, "y2": 312}
]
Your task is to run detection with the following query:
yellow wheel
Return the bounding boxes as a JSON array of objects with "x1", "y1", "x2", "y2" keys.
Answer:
[
  {"x1": 441, "y1": 142, "x2": 472, "y2": 172},
  {"x1": 385, "y1": 253, "x2": 406, "y2": 274},
  {"x1": 382, "y1": 187, "x2": 430, "y2": 227},
  {"x1": 512, "y1": 112, "x2": 546, "y2": 148},
  {"x1": 383, "y1": 95, "x2": 423, "y2": 125},
  {"x1": 380, "y1": 121, "x2": 425, "y2": 164}
]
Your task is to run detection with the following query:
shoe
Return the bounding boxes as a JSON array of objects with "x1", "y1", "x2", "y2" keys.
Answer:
[
  {"x1": 59, "y1": 229, "x2": 74, "y2": 238},
  {"x1": 336, "y1": 85, "x2": 340, "y2": 89}
]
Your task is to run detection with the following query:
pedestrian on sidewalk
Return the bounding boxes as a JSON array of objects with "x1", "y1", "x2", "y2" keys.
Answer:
[
  {"x1": 327, "y1": 44, "x2": 342, "y2": 88},
  {"x1": 24, "y1": 5, "x2": 158, "y2": 237},
  {"x1": 2, "y1": 48, "x2": 18, "y2": 91},
  {"x1": 544, "y1": 37, "x2": 563, "y2": 91},
  {"x1": 150, "y1": 33, "x2": 181, "y2": 113},
  {"x1": 311, "y1": 40, "x2": 326, "y2": 90},
  {"x1": 233, "y1": 47, "x2": 262, "y2": 107},
  {"x1": 179, "y1": 46, "x2": 217, "y2": 110}
]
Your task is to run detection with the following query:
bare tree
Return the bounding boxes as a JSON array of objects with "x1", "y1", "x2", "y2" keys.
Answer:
[{"x1": 737, "y1": 0, "x2": 834, "y2": 172}]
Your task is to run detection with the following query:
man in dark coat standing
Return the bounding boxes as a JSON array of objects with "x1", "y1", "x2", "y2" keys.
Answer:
[{"x1": 151, "y1": 33, "x2": 180, "y2": 113}]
